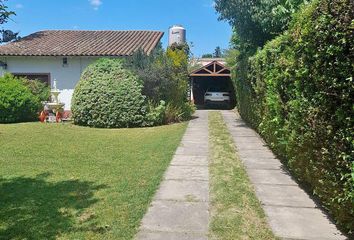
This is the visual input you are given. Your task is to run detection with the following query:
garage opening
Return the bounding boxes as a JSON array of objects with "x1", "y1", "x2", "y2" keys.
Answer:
[{"x1": 189, "y1": 61, "x2": 236, "y2": 109}]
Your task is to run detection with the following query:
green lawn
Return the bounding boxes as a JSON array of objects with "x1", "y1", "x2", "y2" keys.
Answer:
[
  {"x1": 209, "y1": 111, "x2": 276, "y2": 239},
  {"x1": 0, "y1": 122, "x2": 187, "y2": 240}
]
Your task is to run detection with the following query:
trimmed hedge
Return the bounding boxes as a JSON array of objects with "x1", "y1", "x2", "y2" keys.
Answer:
[
  {"x1": 234, "y1": 0, "x2": 354, "y2": 233},
  {"x1": 71, "y1": 59, "x2": 147, "y2": 128},
  {"x1": 0, "y1": 74, "x2": 42, "y2": 123}
]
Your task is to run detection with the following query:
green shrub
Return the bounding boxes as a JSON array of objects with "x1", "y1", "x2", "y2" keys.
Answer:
[
  {"x1": 71, "y1": 58, "x2": 148, "y2": 128},
  {"x1": 126, "y1": 44, "x2": 194, "y2": 122},
  {"x1": 233, "y1": 0, "x2": 354, "y2": 232},
  {"x1": 0, "y1": 74, "x2": 42, "y2": 123},
  {"x1": 145, "y1": 100, "x2": 166, "y2": 126},
  {"x1": 164, "y1": 102, "x2": 196, "y2": 124},
  {"x1": 180, "y1": 102, "x2": 196, "y2": 121},
  {"x1": 21, "y1": 78, "x2": 50, "y2": 102},
  {"x1": 164, "y1": 103, "x2": 184, "y2": 124}
]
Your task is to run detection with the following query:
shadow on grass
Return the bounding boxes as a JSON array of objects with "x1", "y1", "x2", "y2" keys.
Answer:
[{"x1": 0, "y1": 173, "x2": 106, "y2": 239}]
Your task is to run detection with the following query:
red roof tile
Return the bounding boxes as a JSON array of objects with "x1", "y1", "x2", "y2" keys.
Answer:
[{"x1": 0, "y1": 30, "x2": 164, "y2": 56}]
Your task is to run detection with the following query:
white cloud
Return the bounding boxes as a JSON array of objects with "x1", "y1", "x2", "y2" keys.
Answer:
[
  {"x1": 203, "y1": 1, "x2": 215, "y2": 8},
  {"x1": 15, "y1": 3, "x2": 24, "y2": 9},
  {"x1": 89, "y1": 0, "x2": 102, "y2": 10}
]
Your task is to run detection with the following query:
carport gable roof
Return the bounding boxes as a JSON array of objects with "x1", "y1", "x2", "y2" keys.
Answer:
[{"x1": 190, "y1": 60, "x2": 231, "y2": 77}]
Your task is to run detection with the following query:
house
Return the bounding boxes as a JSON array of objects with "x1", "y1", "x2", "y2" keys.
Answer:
[{"x1": 0, "y1": 30, "x2": 164, "y2": 110}]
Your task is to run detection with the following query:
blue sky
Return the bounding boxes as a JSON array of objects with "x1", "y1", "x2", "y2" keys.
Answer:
[{"x1": 4, "y1": 0, "x2": 232, "y2": 57}]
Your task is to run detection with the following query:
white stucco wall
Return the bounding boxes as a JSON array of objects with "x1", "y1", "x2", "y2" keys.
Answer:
[
  {"x1": 0, "y1": 56, "x2": 104, "y2": 110},
  {"x1": 59, "y1": 89, "x2": 74, "y2": 110}
]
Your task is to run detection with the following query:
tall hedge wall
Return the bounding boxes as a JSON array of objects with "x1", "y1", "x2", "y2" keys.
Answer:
[{"x1": 234, "y1": 0, "x2": 354, "y2": 232}]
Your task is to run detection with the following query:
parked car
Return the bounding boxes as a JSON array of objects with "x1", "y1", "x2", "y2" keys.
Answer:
[{"x1": 204, "y1": 87, "x2": 230, "y2": 108}]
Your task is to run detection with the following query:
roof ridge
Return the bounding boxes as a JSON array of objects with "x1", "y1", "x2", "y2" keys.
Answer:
[
  {"x1": 36, "y1": 29, "x2": 163, "y2": 33},
  {"x1": 0, "y1": 30, "x2": 164, "y2": 57}
]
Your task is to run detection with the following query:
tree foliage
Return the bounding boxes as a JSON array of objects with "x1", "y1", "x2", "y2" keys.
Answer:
[
  {"x1": 215, "y1": 0, "x2": 305, "y2": 48},
  {"x1": 201, "y1": 53, "x2": 213, "y2": 58},
  {"x1": 0, "y1": 0, "x2": 14, "y2": 24},
  {"x1": 201, "y1": 46, "x2": 224, "y2": 58},
  {"x1": 127, "y1": 44, "x2": 190, "y2": 106},
  {"x1": 125, "y1": 43, "x2": 195, "y2": 123},
  {"x1": 214, "y1": 46, "x2": 222, "y2": 58},
  {"x1": 0, "y1": 0, "x2": 18, "y2": 43}
]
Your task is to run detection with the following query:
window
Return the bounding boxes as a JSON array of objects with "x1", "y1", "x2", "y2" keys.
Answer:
[
  {"x1": 12, "y1": 73, "x2": 51, "y2": 85},
  {"x1": 62, "y1": 57, "x2": 68, "y2": 67}
]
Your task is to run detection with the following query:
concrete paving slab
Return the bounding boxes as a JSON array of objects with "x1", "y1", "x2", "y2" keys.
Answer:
[
  {"x1": 140, "y1": 201, "x2": 209, "y2": 233},
  {"x1": 170, "y1": 155, "x2": 208, "y2": 166},
  {"x1": 181, "y1": 133, "x2": 208, "y2": 139},
  {"x1": 247, "y1": 169, "x2": 296, "y2": 185},
  {"x1": 237, "y1": 149, "x2": 276, "y2": 159},
  {"x1": 240, "y1": 156, "x2": 279, "y2": 163},
  {"x1": 255, "y1": 184, "x2": 316, "y2": 207},
  {"x1": 240, "y1": 156, "x2": 281, "y2": 168},
  {"x1": 231, "y1": 136, "x2": 265, "y2": 144},
  {"x1": 180, "y1": 139, "x2": 208, "y2": 145},
  {"x1": 164, "y1": 165, "x2": 208, "y2": 181},
  {"x1": 182, "y1": 134, "x2": 208, "y2": 140},
  {"x1": 264, "y1": 206, "x2": 346, "y2": 240},
  {"x1": 184, "y1": 130, "x2": 208, "y2": 134},
  {"x1": 178, "y1": 142, "x2": 208, "y2": 149},
  {"x1": 185, "y1": 125, "x2": 208, "y2": 129},
  {"x1": 136, "y1": 231, "x2": 207, "y2": 240},
  {"x1": 184, "y1": 124, "x2": 208, "y2": 128},
  {"x1": 229, "y1": 131, "x2": 258, "y2": 137},
  {"x1": 175, "y1": 146, "x2": 208, "y2": 156},
  {"x1": 182, "y1": 131, "x2": 208, "y2": 136},
  {"x1": 243, "y1": 160, "x2": 282, "y2": 170},
  {"x1": 181, "y1": 137, "x2": 208, "y2": 144},
  {"x1": 235, "y1": 141, "x2": 269, "y2": 150},
  {"x1": 155, "y1": 180, "x2": 209, "y2": 202}
]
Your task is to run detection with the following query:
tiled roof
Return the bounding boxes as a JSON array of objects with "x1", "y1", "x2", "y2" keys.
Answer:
[{"x1": 0, "y1": 30, "x2": 164, "y2": 56}]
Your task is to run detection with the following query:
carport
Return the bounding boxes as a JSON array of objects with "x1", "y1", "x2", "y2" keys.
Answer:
[{"x1": 189, "y1": 61, "x2": 235, "y2": 107}]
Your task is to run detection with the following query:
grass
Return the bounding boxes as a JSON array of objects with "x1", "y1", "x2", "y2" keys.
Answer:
[
  {"x1": 0, "y1": 122, "x2": 187, "y2": 240},
  {"x1": 208, "y1": 111, "x2": 276, "y2": 240}
]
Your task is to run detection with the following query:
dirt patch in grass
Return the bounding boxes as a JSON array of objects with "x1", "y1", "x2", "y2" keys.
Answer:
[{"x1": 209, "y1": 111, "x2": 276, "y2": 240}]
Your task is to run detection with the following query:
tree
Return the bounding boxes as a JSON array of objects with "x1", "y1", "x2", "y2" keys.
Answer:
[
  {"x1": 0, "y1": 0, "x2": 18, "y2": 43},
  {"x1": 127, "y1": 43, "x2": 190, "y2": 105},
  {"x1": 213, "y1": 46, "x2": 222, "y2": 58},
  {"x1": 215, "y1": 0, "x2": 305, "y2": 49},
  {"x1": 201, "y1": 53, "x2": 213, "y2": 58}
]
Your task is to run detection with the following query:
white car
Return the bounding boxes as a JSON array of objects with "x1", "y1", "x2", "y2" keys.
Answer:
[{"x1": 204, "y1": 87, "x2": 230, "y2": 106}]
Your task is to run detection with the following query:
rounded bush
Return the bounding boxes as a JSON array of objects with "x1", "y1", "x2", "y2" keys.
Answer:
[
  {"x1": 0, "y1": 74, "x2": 42, "y2": 123},
  {"x1": 71, "y1": 58, "x2": 147, "y2": 128}
]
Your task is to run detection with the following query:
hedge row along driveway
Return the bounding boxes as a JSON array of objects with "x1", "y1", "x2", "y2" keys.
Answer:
[{"x1": 232, "y1": 0, "x2": 353, "y2": 233}]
